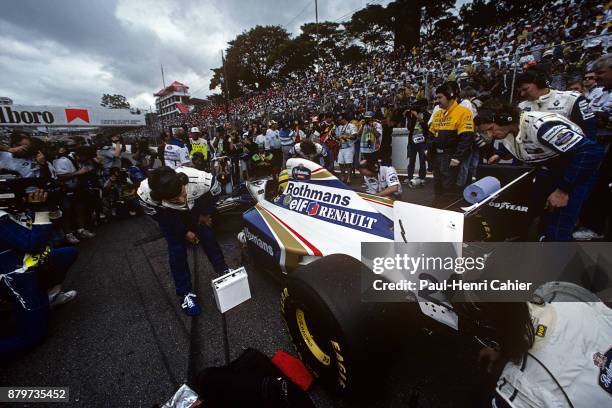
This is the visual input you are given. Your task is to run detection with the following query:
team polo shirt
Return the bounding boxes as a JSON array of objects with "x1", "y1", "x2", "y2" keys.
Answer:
[{"x1": 428, "y1": 101, "x2": 475, "y2": 160}]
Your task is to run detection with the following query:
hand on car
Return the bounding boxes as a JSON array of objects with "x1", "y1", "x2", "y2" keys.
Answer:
[{"x1": 487, "y1": 154, "x2": 500, "y2": 164}]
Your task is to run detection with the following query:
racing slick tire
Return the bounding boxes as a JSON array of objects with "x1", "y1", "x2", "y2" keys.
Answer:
[{"x1": 280, "y1": 254, "x2": 422, "y2": 395}]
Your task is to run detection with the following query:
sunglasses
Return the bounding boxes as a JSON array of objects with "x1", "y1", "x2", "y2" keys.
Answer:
[{"x1": 584, "y1": 76, "x2": 595, "y2": 80}]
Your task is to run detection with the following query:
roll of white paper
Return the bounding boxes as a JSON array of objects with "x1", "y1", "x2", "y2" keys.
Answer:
[{"x1": 463, "y1": 176, "x2": 501, "y2": 204}]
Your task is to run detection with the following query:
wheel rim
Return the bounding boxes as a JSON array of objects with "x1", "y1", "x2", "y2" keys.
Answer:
[{"x1": 295, "y1": 308, "x2": 331, "y2": 366}]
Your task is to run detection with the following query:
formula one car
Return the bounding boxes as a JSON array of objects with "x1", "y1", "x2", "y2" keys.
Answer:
[{"x1": 239, "y1": 158, "x2": 535, "y2": 395}]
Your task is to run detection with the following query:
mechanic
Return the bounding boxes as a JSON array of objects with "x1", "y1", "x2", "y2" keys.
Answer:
[
  {"x1": 290, "y1": 139, "x2": 328, "y2": 164},
  {"x1": 0, "y1": 188, "x2": 78, "y2": 361},
  {"x1": 163, "y1": 128, "x2": 191, "y2": 169},
  {"x1": 476, "y1": 102, "x2": 604, "y2": 241},
  {"x1": 137, "y1": 166, "x2": 229, "y2": 316},
  {"x1": 357, "y1": 158, "x2": 402, "y2": 198},
  {"x1": 516, "y1": 67, "x2": 597, "y2": 141},
  {"x1": 429, "y1": 82, "x2": 476, "y2": 207},
  {"x1": 455, "y1": 300, "x2": 612, "y2": 408}
]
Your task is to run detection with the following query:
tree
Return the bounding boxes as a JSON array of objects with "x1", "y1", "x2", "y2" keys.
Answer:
[
  {"x1": 209, "y1": 25, "x2": 291, "y2": 98},
  {"x1": 344, "y1": 4, "x2": 394, "y2": 54},
  {"x1": 385, "y1": 0, "x2": 456, "y2": 50},
  {"x1": 100, "y1": 94, "x2": 130, "y2": 109}
]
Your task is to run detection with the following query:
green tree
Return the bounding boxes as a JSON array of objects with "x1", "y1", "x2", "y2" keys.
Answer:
[
  {"x1": 344, "y1": 4, "x2": 394, "y2": 54},
  {"x1": 385, "y1": 0, "x2": 456, "y2": 50},
  {"x1": 209, "y1": 25, "x2": 291, "y2": 98},
  {"x1": 100, "y1": 94, "x2": 131, "y2": 109}
]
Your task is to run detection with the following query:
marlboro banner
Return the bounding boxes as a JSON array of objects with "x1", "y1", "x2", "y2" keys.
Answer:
[{"x1": 0, "y1": 104, "x2": 146, "y2": 127}]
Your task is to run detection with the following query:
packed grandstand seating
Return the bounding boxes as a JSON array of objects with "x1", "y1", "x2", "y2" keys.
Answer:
[{"x1": 155, "y1": 0, "x2": 609, "y2": 132}]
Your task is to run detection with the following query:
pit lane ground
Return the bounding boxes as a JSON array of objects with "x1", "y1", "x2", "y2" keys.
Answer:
[{"x1": 0, "y1": 177, "x2": 494, "y2": 407}]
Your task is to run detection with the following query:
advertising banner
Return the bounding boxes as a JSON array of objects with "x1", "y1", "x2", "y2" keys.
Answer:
[{"x1": 0, "y1": 104, "x2": 145, "y2": 127}]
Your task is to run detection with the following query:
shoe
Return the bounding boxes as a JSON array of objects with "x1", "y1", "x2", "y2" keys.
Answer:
[
  {"x1": 572, "y1": 228, "x2": 604, "y2": 241},
  {"x1": 129, "y1": 210, "x2": 137, "y2": 216},
  {"x1": 78, "y1": 229, "x2": 96, "y2": 239},
  {"x1": 65, "y1": 233, "x2": 80, "y2": 245},
  {"x1": 50, "y1": 290, "x2": 77, "y2": 309},
  {"x1": 409, "y1": 177, "x2": 425, "y2": 188},
  {"x1": 181, "y1": 293, "x2": 201, "y2": 316}
]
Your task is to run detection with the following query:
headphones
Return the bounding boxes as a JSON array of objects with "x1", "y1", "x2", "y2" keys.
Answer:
[
  {"x1": 436, "y1": 82, "x2": 459, "y2": 100},
  {"x1": 492, "y1": 111, "x2": 517, "y2": 125},
  {"x1": 519, "y1": 68, "x2": 551, "y2": 89}
]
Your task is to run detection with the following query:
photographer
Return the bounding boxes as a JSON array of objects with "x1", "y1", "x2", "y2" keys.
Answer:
[
  {"x1": 405, "y1": 99, "x2": 431, "y2": 188},
  {"x1": 102, "y1": 167, "x2": 139, "y2": 218},
  {"x1": 98, "y1": 134, "x2": 124, "y2": 177},
  {"x1": 213, "y1": 156, "x2": 233, "y2": 195},
  {"x1": 53, "y1": 146, "x2": 97, "y2": 244},
  {"x1": 0, "y1": 132, "x2": 54, "y2": 180},
  {"x1": 137, "y1": 166, "x2": 229, "y2": 316},
  {"x1": 0, "y1": 188, "x2": 78, "y2": 361}
]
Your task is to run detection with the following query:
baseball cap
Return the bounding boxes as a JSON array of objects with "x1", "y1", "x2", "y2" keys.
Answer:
[
  {"x1": 190, "y1": 127, "x2": 200, "y2": 133},
  {"x1": 364, "y1": 111, "x2": 375, "y2": 118}
]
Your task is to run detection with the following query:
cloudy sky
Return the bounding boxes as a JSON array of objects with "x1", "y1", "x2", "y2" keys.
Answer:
[{"x1": 0, "y1": 0, "x2": 463, "y2": 110}]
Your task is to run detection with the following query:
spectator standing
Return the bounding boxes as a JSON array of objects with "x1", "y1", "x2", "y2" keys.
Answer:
[
  {"x1": 358, "y1": 111, "x2": 383, "y2": 161},
  {"x1": 0, "y1": 133, "x2": 54, "y2": 180},
  {"x1": 164, "y1": 128, "x2": 191, "y2": 169},
  {"x1": 335, "y1": 114, "x2": 358, "y2": 184},
  {"x1": 279, "y1": 121, "x2": 295, "y2": 169},
  {"x1": 98, "y1": 134, "x2": 123, "y2": 176},
  {"x1": 405, "y1": 100, "x2": 431, "y2": 188}
]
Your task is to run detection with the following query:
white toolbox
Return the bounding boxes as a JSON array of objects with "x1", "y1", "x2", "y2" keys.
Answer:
[{"x1": 211, "y1": 267, "x2": 251, "y2": 313}]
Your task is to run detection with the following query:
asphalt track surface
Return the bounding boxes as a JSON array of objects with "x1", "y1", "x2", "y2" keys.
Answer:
[{"x1": 0, "y1": 178, "x2": 495, "y2": 407}]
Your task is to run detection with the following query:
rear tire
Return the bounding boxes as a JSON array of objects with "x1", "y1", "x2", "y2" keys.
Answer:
[{"x1": 280, "y1": 254, "x2": 423, "y2": 395}]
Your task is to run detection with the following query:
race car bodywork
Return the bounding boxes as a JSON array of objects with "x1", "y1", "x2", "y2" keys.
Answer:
[{"x1": 242, "y1": 158, "x2": 464, "y2": 277}]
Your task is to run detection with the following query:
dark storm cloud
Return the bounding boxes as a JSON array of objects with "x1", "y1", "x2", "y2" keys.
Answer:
[{"x1": 0, "y1": 0, "x2": 381, "y2": 107}]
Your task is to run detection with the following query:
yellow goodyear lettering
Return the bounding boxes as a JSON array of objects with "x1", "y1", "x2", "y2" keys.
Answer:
[
  {"x1": 280, "y1": 287, "x2": 289, "y2": 314},
  {"x1": 330, "y1": 340, "x2": 348, "y2": 388}
]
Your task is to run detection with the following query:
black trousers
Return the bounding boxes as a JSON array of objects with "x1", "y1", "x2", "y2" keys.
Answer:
[{"x1": 432, "y1": 151, "x2": 460, "y2": 208}]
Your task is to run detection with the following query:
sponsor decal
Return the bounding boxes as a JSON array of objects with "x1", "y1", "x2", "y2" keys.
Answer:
[
  {"x1": 306, "y1": 201, "x2": 319, "y2": 215},
  {"x1": 553, "y1": 100, "x2": 560, "y2": 107},
  {"x1": 288, "y1": 198, "x2": 378, "y2": 230},
  {"x1": 536, "y1": 324, "x2": 547, "y2": 337},
  {"x1": 0, "y1": 106, "x2": 54, "y2": 125},
  {"x1": 292, "y1": 165, "x2": 311, "y2": 181},
  {"x1": 594, "y1": 348, "x2": 612, "y2": 395},
  {"x1": 285, "y1": 181, "x2": 351, "y2": 206},
  {"x1": 283, "y1": 194, "x2": 293, "y2": 206},
  {"x1": 488, "y1": 201, "x2": 528, "y2": 212},
  {"x1": 243, "y1": 227, "x2": 274, "y2": 256}
]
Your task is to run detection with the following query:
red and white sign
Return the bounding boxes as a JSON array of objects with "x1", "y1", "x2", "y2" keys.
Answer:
[{"x1": 0, "y1": 104, "x2": 145, "y2": 127}]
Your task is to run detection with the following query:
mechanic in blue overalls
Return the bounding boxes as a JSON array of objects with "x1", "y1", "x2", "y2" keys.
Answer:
[
  {"x1": 0, "y1": 188, "x2": 78, "y2": 361},
  {"x1": 476, "y1": 102, "x2": 604, "y2": 241},
  {"x1": 137, "y1": 166, "x2": 229, "y2": 316}
]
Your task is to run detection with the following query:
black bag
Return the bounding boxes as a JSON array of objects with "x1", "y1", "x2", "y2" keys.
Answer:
[{"x1": 194, "y1": 348, "x2": 315, "y2": 408}]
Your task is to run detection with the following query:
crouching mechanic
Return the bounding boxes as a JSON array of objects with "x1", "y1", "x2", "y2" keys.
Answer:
[
  {"x1": 358, "y1": 159, "x2": 402, "y2": 198},
  {"x1": 137, "y1": 166, "x2": 229, "y2": 316},
  {"x1": 477, "y1": 102, "x2": 604, "y2": 241},
  {"x1": 1, "y1": 188, "x2": 78, "y2": 361},
  {"x1": 455, "y1": 300, "x2": 612, "y2": 408}
]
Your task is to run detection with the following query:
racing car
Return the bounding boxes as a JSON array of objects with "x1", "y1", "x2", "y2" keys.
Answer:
[{"x1": 239, "y1": 158, "x2": 536, "y2": 395}]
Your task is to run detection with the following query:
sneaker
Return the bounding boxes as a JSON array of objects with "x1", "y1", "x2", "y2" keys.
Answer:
[
  {"x1": 78, "y1": 229, "x2": 96, "y2": 239},
  {"x1": 65, "y1": 233, "x2": 80, "y2": 245},
  {"x1": 409, "y1": 177, "x2": 425, "y2": 188},
  {"x1": 50, "y1": 290, "x2": 77, "y2": 309},
  {"x1": 181, "y1": 293, "x2": 201, "y2": 316},
  {"x1": 572, "y1": 228, "x2": 604, "y2": 241}
]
